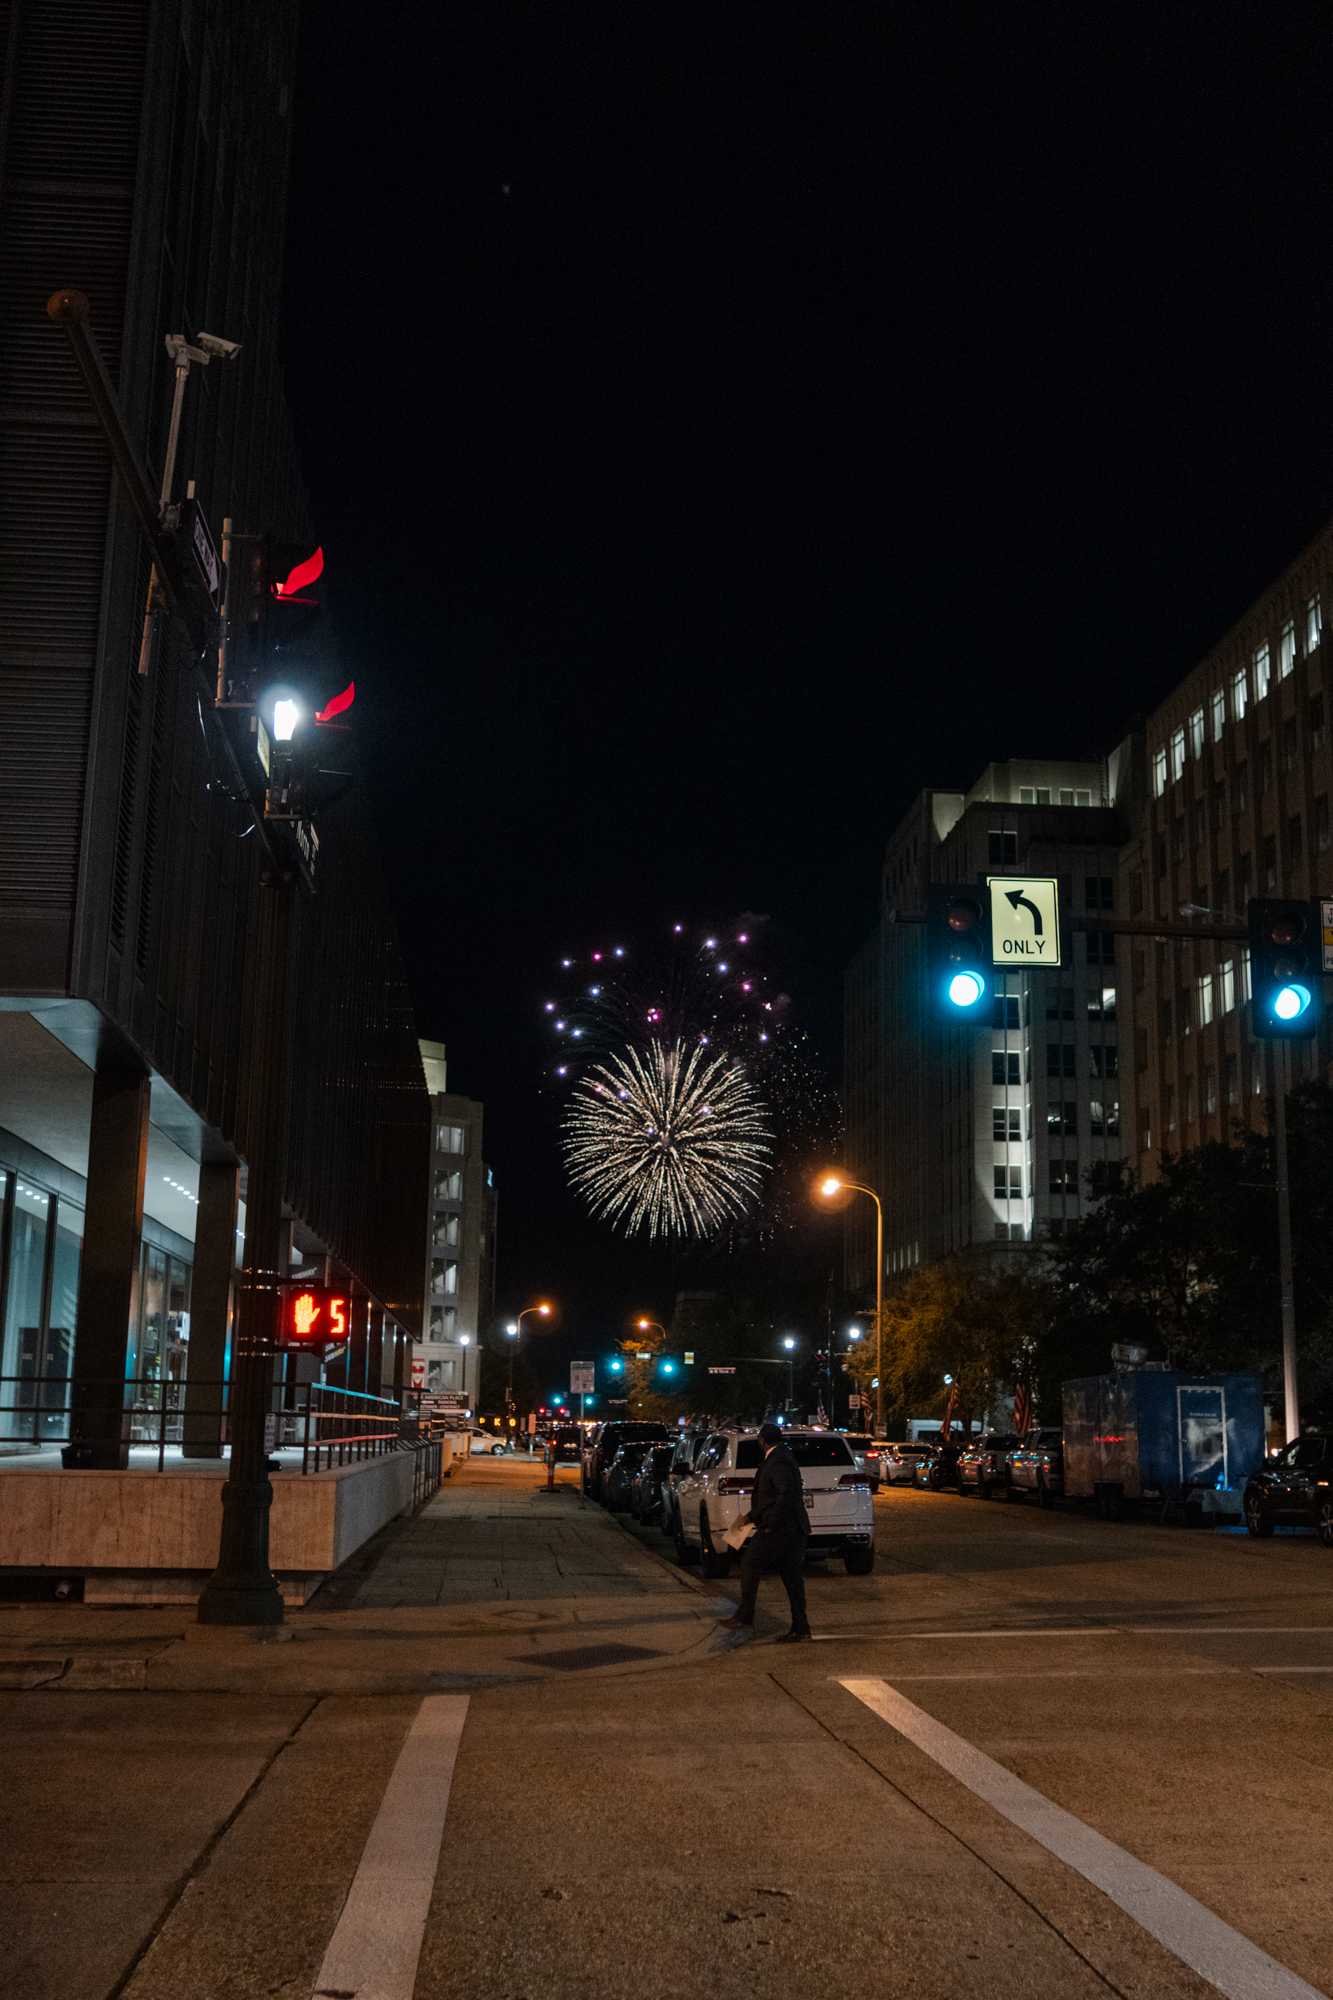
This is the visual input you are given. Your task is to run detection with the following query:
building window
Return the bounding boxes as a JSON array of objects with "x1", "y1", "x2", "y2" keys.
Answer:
[
  {"x1": 988, "y1": 830, "x2": 1018, "y2": 866},
  {"x1": 1152, "y1": 747, "x2": 1167, "y2": 798},
  {"x1": 1262, "y1": 832, "x2": 1277, "y2": 891},
  {"x1": 1281, "y1": 617, "x2": 1297, "y2": 678},
  {"x1": 1089, "y1": 1099, "x2": 1108, "y2": 1137},
  {"x1": 1046, "y1": 1045, "x2": 1076, "y2": 1078},
  {"x1": 1212, "y1": 687, "x2": 1227, "y2": 741},
  {"x1": 992, "y1": 1165, "x2": 1023, "y2": 1202},
  {"x1": 1138, "y1": 1108, "x2": 1153, "y2": 1154},
  {"x1": 436, "y1": 1123, "x2": 465, "y2": 1154},
  {"x1": 1159, "y1": 998, "x2": 1173, "y2": 1043},
  {"x1": 1224, "y1": 1054, "x2": 1239, "y2": 1106},
  {"x1": 1049, "y1": 1163, "x2": 1078, "y2": 1196},
  {"x1": 1086, "y1": 929, "x2": 1117, "y2": 966},
  {"x1": 1171, "y1": 817, "x2": 1186, "y2": 863},
  {"x1": 1307, "y1": 594, "x2": 1323, "y2": 653},
  {"x1": 1241, "y1": 947, "x2": 1252, "y2": 999},
  {"x1": 1253, "y1": 641, "x2": 1271, "y2": 701},
  {"x1": 992, "y1": 1051, "x2": 1021, "y2": 1086},
  {"x1": 1310, "y1": 694, "x2": 1325, "y2": 751},
  {"x1": 1188, "y1": 707, "x2": 1205, "y2": 758},
  {"x1": 1231, "y1": 667, "x2": 1248, "y2": 722},
  {"x1": 1086, "y1": 875, "x2": 1114, "y2": 912},
  {"x1": 1287, "y1": 814, "x2": 1303, "y2": 866},
  {"x1": 1204, "y1": 1066, "x2": 1218, "y2": 1116},
  {"x1": 1019, "y1": 786, "x2": 1035, "y2": 804},
  {"x1": 1075, "y1": 789, "x2": 1092, "y2": 806},
  {"x1": 1046, "y1": 1101, "x2": 1077, "y2": 1137},
  {"x1": 1170, "y1": 727, "x2": 1185, "y2": 782},
  {"x1": 993, "y1": 1106, "x2": 1022, "y2": 1142},
  {"x1": 1280, "y1": 721, "x2": 1296, "y2": 774},
  {"x1": 1165, "y1": 1083, "x2": 1176, "y2": 1131},
  {"x1": 1259, "y1": 740, "x2": 1274, "y2": 795},
  {"x1": 2, "y1": 1180, "x2": 52, "y2": 1418},
  {"x1": 1090, "y1": 1045, "x2": 1119, "y2": 1079},
  {"x1": 992, "y1": 994, "x2": 1021, "y2": 1029},
  {"x1": 1212, "y1": 780, "x2": 1228, "y2": 830},
  {"x1": 1088, "y1": 983, "x2": 1118, "y2": 1019},
  {"x1": 1045, "y1": 985, "x2": 1075, "y2": 1021},
  {"x1": 1220, "y1": 959, "x2": 1236, "y2": 1012},
  {"x1": 1316, "y1": 795, "x2": 1330, "y2": 853},
  {"x1": 1197, "y1": 971, "x2": 1214, "y2": 1027},
  {"x1": 434, "y1": 1169, "x2": 463, "y2": 1202},
  {"x1": 1237, "y1": 852, "x2": 1252, "y2": 901},
  {"x1": 432, "y1": 1213, "x2": 461, "y2": 1250},
  {"x1": 1233, "y1": 764, "x2": 1248, "y2": 816}
]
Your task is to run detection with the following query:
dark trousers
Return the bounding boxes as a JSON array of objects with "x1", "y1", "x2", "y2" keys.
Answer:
[{"x1": 737, "y1": 1530, "x2": 809, "y2": 1631}]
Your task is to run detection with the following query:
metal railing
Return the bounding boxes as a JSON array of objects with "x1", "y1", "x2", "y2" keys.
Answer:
[{"x1": 0, "y1": 1374, "x2": 442, "y2": 1489}]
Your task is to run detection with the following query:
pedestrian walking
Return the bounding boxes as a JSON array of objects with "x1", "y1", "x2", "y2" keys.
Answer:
[{"x1": 719, "y1": 1421, "x2": 812, "y2": 1641}]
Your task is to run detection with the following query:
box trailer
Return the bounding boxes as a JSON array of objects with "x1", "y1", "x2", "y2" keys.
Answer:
[{"x1": 1062, "y1": 1370, "x2": 1265, "y2": 1521}]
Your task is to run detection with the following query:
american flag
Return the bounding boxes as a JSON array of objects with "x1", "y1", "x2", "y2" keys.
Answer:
[{"x1": 1012, "y1": 1380, "x2": 1033, "y2": 1436}]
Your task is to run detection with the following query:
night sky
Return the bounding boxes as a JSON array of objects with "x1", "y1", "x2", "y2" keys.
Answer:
[{"x1": 283, "y1": 5, "x2": 1333, "y2": 1364}]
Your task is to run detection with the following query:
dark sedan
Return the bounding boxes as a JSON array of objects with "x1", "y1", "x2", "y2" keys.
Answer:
[
  {"x1": 630, "y1": 1442, "x2": 677, "y2": 1525},
  {"x1": 1244, "y1": 1433, "x2": 1333, "y2": 1545},
  {"x1": 957, "y1": 1432, "x2": 1021, "y2": 1498},
  {"x1": 603, "y1": 1441, "x2": 653, "y2": 1513},
  {"x1": 582, "y1": 1420, "x2": 671, "y2": 1501}
]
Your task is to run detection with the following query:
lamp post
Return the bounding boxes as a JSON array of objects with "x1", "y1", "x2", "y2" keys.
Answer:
[
  {"x1": 818, "y1": 1174, "x2": 886, "y2": 1432},
  {"x1": 506, "y1": 1301, "x2": 552, "y2": 1407},
  {"x1": 781, "y1": 1334, "x2": 797, "y2": 1412},
  {"x1": 635, "y1": 1316, "x2": 668, "y2": 1341}
]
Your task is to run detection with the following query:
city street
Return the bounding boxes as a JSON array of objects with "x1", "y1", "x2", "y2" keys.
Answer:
[{"x1": 5, "y1": 1453, "x2": 1333, "y2": 2000}]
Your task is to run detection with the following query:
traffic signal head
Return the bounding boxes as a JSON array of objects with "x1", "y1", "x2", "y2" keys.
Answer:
[
  {"x1": 926, "y1": 885, "x2": 992, "y2": 1021},
  {"x1": 1249, "y1": 899, "x2": 1324, "y2": 1038}
]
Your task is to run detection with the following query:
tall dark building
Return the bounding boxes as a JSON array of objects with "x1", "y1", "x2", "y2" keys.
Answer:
[{"x1": 0, "y1": 4, "x2": 427, "y2": 1471}]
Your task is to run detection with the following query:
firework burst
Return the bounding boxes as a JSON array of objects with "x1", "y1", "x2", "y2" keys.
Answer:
[{"x1": 562, "y1": 1039, "x2": 771, "y2": 1240}]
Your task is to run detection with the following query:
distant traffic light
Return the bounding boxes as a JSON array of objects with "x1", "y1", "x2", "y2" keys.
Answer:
[
  {"x1": 926, "y1": 885, "x2": 991, "y2": 1020},
  {"x1": 1248, "y1": 898, "x2": 1324, "y2": 1038},
  {"x1": 659, "y1": 1358, "x2": 677, "y2": 1376},
  {"x1": 608, "y1": 1357, "x2": 624, "y2": 1374}
]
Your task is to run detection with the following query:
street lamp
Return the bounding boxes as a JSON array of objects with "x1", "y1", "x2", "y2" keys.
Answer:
[
  {"x1": 635, "y1": 1316, "x2": 668, "y2": 1339},
  {"x1": 817, "y1": 1174, "x2": 886, "y2": 1432},
  {"x1": 506, "y1": 1301, "x2": 553, "y2": 1404}
]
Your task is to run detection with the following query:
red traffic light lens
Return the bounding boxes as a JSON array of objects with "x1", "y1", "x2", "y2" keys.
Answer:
[
  {"x1": 1269, "y1": 916, "x2": 1302, "y2": 946},
  {"x1": 946, "y1": 898, "x2": 981, "y2": 933}
]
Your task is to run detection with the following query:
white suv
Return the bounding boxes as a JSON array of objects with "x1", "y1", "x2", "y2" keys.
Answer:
[{"x1": 673, "y1": 1427, "x2": 875, "y2": 1577}]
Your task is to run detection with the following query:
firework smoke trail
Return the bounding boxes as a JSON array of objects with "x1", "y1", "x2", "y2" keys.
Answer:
[{"x1": 562, "y1": 1039, "x2": 771, "y2": 1239}]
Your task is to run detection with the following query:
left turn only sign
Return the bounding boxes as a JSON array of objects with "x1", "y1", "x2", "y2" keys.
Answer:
[{"x1": 987, "y1": 876, "x2": 1062, "y2": 967}]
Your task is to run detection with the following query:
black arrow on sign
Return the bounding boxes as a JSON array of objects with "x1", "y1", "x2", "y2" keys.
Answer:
[{"x1": 1004, "y1": 888, "x2": 1044, "y2": 936}]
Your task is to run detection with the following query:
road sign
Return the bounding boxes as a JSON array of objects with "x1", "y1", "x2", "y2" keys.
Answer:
[
  {"x1": 708, "y1": 1365, "x2": 736, "y2": 1375},
  {"x1": 570, "y1": 1363, "x2": 594, "y2": 1394},
  {"x1": 988, "y1": 875, "x2": 1061, "y2": 966},
  {"x1": 1322, "y1": 899, "x2": 1333, "y2": 972},
  {"x1": 684, "y1": 1351, "x2": 695, "y2": 1366}
]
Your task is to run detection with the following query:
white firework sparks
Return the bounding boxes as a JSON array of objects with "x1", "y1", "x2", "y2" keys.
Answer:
[{"x1": 562, "y1": 1039, "x2": 771, "y2": 1239}]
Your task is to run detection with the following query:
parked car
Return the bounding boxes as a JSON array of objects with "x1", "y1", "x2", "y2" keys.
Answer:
[
  {"x1": 1005, "y1": 1428, "x2": 1065, "y2": 1506},
  {"x1": 674, "y1": 1427, "x2": 875, "y2": 1577},
  {"x1": 550, "y1": 1425, "x2": 583, "y2": 1463},
  {"x1": 660, "y1": 1430, "x2": 711, "y2": 1543},
  {"x1": 582, "y1": 1420, "x2": 671, "y2": 1501},
  {"x1": 1244, "y1": 1433, "x2": 1333, "y2": 1545},
  {"x1": 877, "y1": 1441, "x2": 933, "y2": 1485},
  {"x1": 839, "y1": 1433, "x2": 883, "y2": 1491},
  {"x1": 604, "y1": 1441, "x2": 654, "y2": 1512},
  {"x1": 464, "y1": 1427, "x2": 507, "y2": 1455},
  {"x1": 913, "y1": 1437, "x2": 964, "y2": 1490},
  {"x1": 957, "y1": 1432, "x2": 1021, "y2": 1499},
  {"x1": 625, "y1": 1441, "x2": 675, "y2": 1524}
]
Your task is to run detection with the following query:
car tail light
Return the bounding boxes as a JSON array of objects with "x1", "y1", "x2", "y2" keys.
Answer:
[
  {"x1": 717, "y1": 1477, "x2": 754, "y2": 1495},
  {"x1": 839, "y1": 1474, "x2": 871, "y2": 1491}
]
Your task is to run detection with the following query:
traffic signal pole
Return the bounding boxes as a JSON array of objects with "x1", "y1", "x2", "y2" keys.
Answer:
[{"x1": 1271, "y1": 1041, "x2": 1301, "y2": 1440}]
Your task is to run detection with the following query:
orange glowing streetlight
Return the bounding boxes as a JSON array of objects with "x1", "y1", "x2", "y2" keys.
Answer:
[
  {"x1": 505, "y1": 1300, "x2": 554, "y2": 1399},
  {"x1": 816, "y1": 1172, "x2": 885, "y2": 1431}
]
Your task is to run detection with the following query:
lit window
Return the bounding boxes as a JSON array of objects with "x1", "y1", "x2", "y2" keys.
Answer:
[
  {"x1": 1241, "y1": 947, "x2": 1251, "y2": 1000},
  {"x1": 1308, "y1": 594, "x2": 1323, "y2": 652},
  {"x1": 436, "y1": 1123, "x2": 465, "y2": 1154},
  {"x1": 1253, "y1": 642, "x2": 1271, "y2": 701},
  {"x1": 1280, "y1": 618, "x2": 1296, "y2": 678},
  {"x1": 1170, "y1": 727, "x2": 1186, "y2": 781},
  {"x1": 1188, "y1": 707, "x2": 1205, "y2": 758},
  {"x1": 1196, "y1": 971, "x2": 1214, "y2": 1027},
  {"x1": 1219, "y1": 959, "x2": 1235, "y2": 1012},
  {"x1": 1019, "y1": 786, "x2": 1036, "y2": 804},
  {"x1": 1211, "y1": 688, "x2": 1226, "y2": 740},
  {"x1": 1075, "y1": 789, "x2": 1091, "y2": 806},
  {"x1": 1231, "y1": 667, "x2": 1248, "y2": 722},
  {"x1": 1152, "y1": 747, "x2": 1168, "y2": 798}
]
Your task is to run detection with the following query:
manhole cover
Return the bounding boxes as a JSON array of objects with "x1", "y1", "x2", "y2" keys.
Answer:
[{"x1": 524, "y1": 1642, "x2": 662, "y2": 1671}]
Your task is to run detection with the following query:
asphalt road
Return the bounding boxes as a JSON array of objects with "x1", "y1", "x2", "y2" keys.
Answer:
[{"x1": 7, "y1": 1456, "x2": 1333, "y2": 2000}]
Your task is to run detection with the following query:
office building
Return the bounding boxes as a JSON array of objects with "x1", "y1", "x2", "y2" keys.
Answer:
[{"x1": 417, "y1": 1042, "x2": 494, "y2": 1407}]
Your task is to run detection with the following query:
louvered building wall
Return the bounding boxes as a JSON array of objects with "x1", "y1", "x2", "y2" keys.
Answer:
[{"x1": 0, "y1": 1, "x2": 428, "y2": 1334}]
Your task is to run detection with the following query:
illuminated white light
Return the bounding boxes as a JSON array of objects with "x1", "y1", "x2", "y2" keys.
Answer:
[
  {"x1": 948, "y1": 971, "x2": 985, "y2": 1008},
  {"x1": 272, "y1": 698, "x2": 300, "y2": 742},
  {"x1": 1274, "y1": 983, "x2": 1310, "y2": 1021}
]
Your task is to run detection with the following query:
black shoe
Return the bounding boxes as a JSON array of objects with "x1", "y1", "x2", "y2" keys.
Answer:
[
  {"x1": 718, "y1": 1613, "x2": 753, "y2": 1630},
  {"x1": 775, "y1": 1628, "x2": 812, "y2": 1643}
]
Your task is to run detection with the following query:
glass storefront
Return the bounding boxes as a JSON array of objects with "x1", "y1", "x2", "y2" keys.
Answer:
[{"x1": 0, "y1": 1155, "x2": 192, "y2": 1445}]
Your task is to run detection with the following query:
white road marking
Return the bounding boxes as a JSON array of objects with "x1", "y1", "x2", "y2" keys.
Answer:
[
  {"x1": 842, "y1": 1677, "x2": 1327, "y2": 2000},
  {"x1": 811, "y1": 1624, "x2": 1333, "y2": 1643},
  {"x1": 1252, "y1": 1664, "x2": 1333, "y2": 1675},
  {"x1": 312, "y1": 1694, "x2": 469, "y2": 2000}
]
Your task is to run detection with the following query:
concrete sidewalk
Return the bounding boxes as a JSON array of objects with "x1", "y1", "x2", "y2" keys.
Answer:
[{"x1": 0, "y1": 1457, "x2": 727, "y2": 1695}]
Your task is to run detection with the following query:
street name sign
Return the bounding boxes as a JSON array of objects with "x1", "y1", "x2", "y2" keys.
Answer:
[
  {"x1": 988, "y1": 875, "x2": 1062, "y2": 966},
  {"x1": 708, "y1": 1365, "x2": 736, "y2": 1375}
]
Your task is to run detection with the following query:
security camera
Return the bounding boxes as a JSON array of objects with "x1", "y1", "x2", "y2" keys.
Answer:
[{"x1": 198, "y1": 331, "x2": 241, "y2": 361}]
